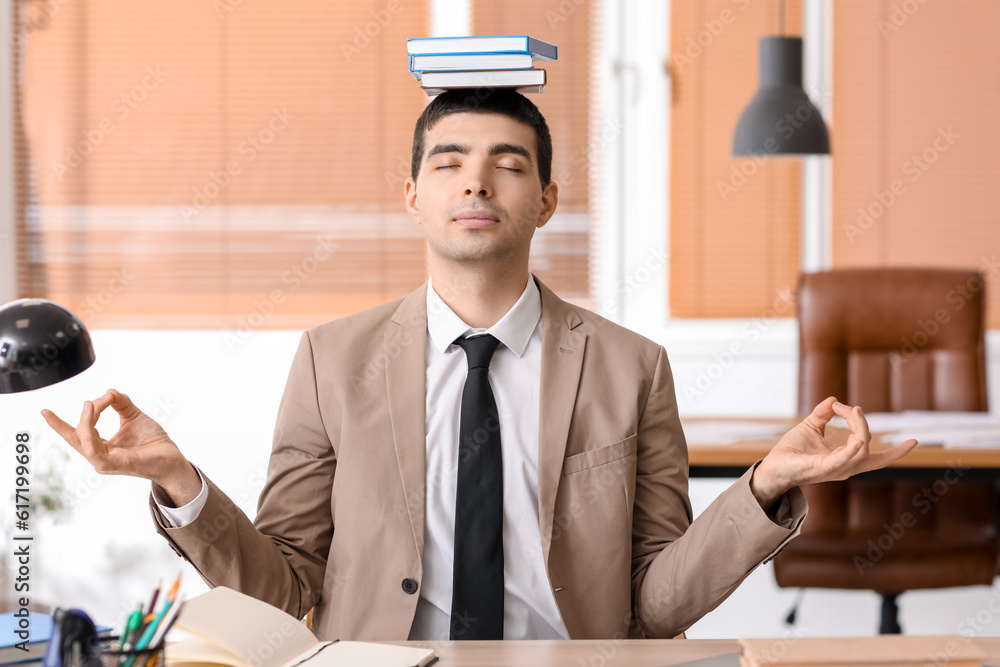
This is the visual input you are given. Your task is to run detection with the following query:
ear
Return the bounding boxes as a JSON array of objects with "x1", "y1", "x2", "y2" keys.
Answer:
[
  {"x1": 404, "y1": 176, "x2": 421, "y2": 224},
  {"x1": 535, "y1": 181, "x2": 559, "y2": 229}
]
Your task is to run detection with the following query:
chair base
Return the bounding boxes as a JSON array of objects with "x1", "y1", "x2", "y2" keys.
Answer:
[{"x1": 879, "y1": 593, "x2": 901, "y2": 634}]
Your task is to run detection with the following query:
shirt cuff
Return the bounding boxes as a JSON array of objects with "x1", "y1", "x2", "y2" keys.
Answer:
[
  {"x1": 151, "y1": 468, "x2": 208, "y2": 528},
  {"x1": 749, "y1": 459, "x2": 807, "y2": 530}
]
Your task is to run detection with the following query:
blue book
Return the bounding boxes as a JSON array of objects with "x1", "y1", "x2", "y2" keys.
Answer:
[
  {"x1": 1, "y1": 613, "x2": 54, "y2": 666},
  {"x1": 409, "y1": 52, "x2": 548, "y2": 77},
  {"x1": 406, "y1": 35, "x2": 557, "y2": 61},
  {"x1": 1, "y1": 613, "x2": 112, "y2": 667}
]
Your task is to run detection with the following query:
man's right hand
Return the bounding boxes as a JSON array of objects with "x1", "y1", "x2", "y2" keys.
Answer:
[{"x1": 41, "y1": 388, "x2": 202, "y2": 507}]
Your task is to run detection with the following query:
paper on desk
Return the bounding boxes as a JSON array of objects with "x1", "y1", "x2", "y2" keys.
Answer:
[
  {"x1": 829, "y1": 411, "x2": 1000, "y2": 448},
  {"x1": 681, "y1": 421, "x2": 789, "y2": 445}
]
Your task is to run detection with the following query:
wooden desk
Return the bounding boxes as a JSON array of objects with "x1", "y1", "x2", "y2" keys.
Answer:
[
  {"x1": 684, "y1": 418, "x2": 1000, "y2": 480},
  {"x1": 391, "y1": 637, "x2": 1000, "y2": 667}
]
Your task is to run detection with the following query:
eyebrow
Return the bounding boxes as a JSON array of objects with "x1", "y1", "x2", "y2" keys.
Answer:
[{"x1": 425, "y1": 142, "x2": 533, "y2": 163}]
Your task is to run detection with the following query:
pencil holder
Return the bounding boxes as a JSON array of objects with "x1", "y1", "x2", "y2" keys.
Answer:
[{"x1": 97, "y1": 641, "x2": 165, "y2": 667}]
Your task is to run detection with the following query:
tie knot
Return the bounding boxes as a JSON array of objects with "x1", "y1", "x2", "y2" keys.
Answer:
[{"x1": 453, "y1": 334, "x2": 501, "y2": 370}]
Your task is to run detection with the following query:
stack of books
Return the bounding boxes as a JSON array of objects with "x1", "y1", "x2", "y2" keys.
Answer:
[{"x1": 407, "y1": 35, "x2": 557, "y2": 96}]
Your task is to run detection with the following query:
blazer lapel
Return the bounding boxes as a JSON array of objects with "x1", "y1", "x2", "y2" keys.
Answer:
[
  {"x1": 534, "y1": 275, "x2": 588, "y2": 568},
  {"x1": 385, "y1": 281, "x2": 430, "y2": 561}
]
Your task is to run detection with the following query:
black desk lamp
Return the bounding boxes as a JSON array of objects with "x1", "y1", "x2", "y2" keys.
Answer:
[{"x1": 0, "y1": 299, "x2": 96, "y2": 393}]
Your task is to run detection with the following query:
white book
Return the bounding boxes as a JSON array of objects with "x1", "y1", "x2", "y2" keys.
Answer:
[
  {"x1": 410, "y1": 52, "x2": 537, "y2": 75},
  {"x1": 165, "y1": 587, "x2": 435, "y2": 667},
  {"x1": 420, "y1": 69, "x2": 547, "y2": 96}
]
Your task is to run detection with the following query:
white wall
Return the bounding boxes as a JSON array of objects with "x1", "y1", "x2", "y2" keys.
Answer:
[{"x1": 2, "y1": 326, "x2": 999, "y2": 638}]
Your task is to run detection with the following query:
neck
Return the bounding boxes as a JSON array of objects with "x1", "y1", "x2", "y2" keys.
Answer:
[{"x1": 429, "y1": 257, "x2": 531, "y2": 329}]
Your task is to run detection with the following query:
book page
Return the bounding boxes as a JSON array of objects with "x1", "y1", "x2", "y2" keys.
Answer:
[
  {"x1": 174, "y1": 587, "x2": 319, "y2": 667},
  {"x1": 167, "y1": 635, "x2": 247, "y2": 666}
]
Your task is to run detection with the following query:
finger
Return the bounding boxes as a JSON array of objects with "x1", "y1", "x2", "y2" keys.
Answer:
[
  {"x1": 832, "y1": 403, "x2": 872, "y2": 452},
  {"x1": 40, "y1": 409, "x2": 80, "y2": 449},
  {"x1": 76, "y1": 401, "x2": 105, "y2": 458},
  {"x1": 108, "y1": 389, "x2": 142, "y2": 420},
  {"x1": 857, "y1": 438, "x2": 919, "y2": 472},
  {"x1": 803, "y1": 396, "x2": 839, "y2": 431},
  {"x1": 90, "y1": 390, "x2": 115, "y2": 420}
]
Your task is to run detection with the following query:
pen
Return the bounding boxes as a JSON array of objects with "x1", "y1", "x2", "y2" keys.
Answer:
[
  {"x1": 118, "y1": 608, "x2": 142, "y2": 653},
  {"x1": 145, "y1": 580, "x2": 162, "y2": 619},
  {"x1": 144, "y1": 601, "x2": 184, "y2": 667},
  {"x1": 125, "y1": 573, "x2": 181, "y2": 667},
  {"x1": 149, "y1": 598, "x2": 184, "y2": 650}
]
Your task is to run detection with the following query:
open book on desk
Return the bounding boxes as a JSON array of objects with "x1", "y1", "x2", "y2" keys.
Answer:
[{"x1": 166, "y1": 587, "x2": 435, "y2": 667}]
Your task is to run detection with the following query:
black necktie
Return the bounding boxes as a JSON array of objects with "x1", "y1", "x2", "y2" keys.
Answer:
[{"x1": 450, "y1": 333, "x2": 504, "y2": 640}]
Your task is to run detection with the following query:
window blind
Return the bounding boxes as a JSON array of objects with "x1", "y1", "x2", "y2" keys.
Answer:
[
  {"x1": 669, "y1": 0, "x2": 802, "y2": 318},
  {"x1": 14, "y1": 0, "x2": 595, "y2": 329},
  {"x1": 832, "y1": 0, "x2": 1000, "y2": 328},
  {"x1": 472, "y1": 0, "x2": 594, "y2": 306}
]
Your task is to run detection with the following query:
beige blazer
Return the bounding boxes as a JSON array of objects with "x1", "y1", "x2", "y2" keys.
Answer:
[{"x1": 151, "y1": 274, "x2": 806, "y2": 640}]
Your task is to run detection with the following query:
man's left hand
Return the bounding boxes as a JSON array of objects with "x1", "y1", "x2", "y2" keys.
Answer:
[{"x1": 750, "y1": 396, "x2": 919, "y2": 509}]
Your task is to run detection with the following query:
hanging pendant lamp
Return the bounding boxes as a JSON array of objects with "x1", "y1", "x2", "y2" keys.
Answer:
[{"x1": 732, "y1": 35, "x2": 830, "y2": 156}]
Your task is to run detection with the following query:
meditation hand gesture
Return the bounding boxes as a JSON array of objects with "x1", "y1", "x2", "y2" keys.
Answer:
[
  {"x1": 749, "y1": 396, "x2": 919, "y2": 509},
  {"x1": 41, "y1": 388, "x2": 202, "y2": 506}
]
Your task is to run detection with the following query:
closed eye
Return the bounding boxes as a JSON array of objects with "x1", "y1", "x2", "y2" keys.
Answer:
[
  {"x1": 499, "y1": 167, "x2": 521, "y2": 172},
  {"x1": 436, "y1": 165, "x2": 459, "y2": 170}
]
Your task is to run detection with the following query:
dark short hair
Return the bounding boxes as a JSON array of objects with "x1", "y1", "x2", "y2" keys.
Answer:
[{"x1": 410, "y1": 88, "x2": 552, "y2": 189}]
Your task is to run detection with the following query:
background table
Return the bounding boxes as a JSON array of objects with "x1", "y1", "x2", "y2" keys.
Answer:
[
  {"x1": 389, "y1": 637, "x2": 1000, "y2": 667},
  {"x1": 684, "y1": 418, "x2": 1000, "y2": 480}
]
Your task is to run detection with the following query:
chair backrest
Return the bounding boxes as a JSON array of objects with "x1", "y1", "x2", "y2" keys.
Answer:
[{"x1": 797, "y1": 268, "x2": 987, "y2": 414}]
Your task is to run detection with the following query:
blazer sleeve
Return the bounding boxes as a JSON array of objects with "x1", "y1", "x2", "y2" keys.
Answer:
[
  {"x1": 630, "y1": 345, "x2": 807, "y2": 638},
  {"x1": 149, "y1": 330, "x2": 336, "y2": 621}
]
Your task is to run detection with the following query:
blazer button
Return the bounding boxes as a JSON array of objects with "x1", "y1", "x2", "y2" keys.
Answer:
[{"x1": 401, "y1": 578, "x2": 419, "y2": 595}]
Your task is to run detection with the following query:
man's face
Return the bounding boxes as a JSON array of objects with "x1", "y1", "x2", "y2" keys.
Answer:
[{"x1": 404, "y1": 111, "x2": 558, "y2": 267}]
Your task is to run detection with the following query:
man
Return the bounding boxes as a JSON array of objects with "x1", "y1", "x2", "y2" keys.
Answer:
[{"x1": 42, "y1": 89, "x2": 916, "y2": 642}]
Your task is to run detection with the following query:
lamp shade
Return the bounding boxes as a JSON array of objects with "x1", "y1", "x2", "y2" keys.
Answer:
[
  {"x1": 732, "y1": 36, "x2": 830, "y2": 156},
  {"x1": 0, "y1": 299, "x2": 96, "y2": 393}
]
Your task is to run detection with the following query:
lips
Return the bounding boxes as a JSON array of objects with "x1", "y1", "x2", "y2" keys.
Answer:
[{"x1": 454, "y1": 210, "x2": 500, "y2": 229}]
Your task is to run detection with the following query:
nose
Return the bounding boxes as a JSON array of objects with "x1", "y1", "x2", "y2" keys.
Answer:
[{"x1": 463, "y1": 162, "x2": 493, "y2": 198}]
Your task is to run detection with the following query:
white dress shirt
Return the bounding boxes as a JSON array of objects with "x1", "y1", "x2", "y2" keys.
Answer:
[
  {"x1": 410, "y1": 274, "x2": 568, "y2": 640},
  {"x1": 154, "y1": 273, "x2": 569, "y2": 640}
]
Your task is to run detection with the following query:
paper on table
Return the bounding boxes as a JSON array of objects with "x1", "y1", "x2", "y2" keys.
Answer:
[
  {"x1": 681, "y1": 421, "x2": 789, "y2": 445},
  {"x1": 829, "y1": 411, "x2": 1000, "y2": 448}
]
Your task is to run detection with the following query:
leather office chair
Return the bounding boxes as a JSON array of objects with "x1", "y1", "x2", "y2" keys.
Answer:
[{"x1": 773, "y1": 268, "x2": 997, "y2": 634}]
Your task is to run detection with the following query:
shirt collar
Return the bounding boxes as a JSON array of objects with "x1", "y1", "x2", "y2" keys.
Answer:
[{"x1": 426, "y1": 273, "x2": 541, "y2": 358}]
